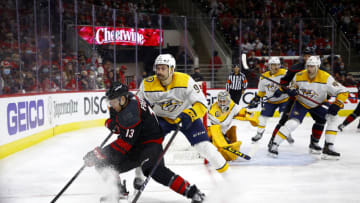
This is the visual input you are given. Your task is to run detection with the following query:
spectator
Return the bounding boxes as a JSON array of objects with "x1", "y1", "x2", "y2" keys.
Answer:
[
  {"x1": 119, "y1": 65, "x2": 127, "y2": 84},
  {"x1": 80, "y1": 70, "x2": 89, "y2": 90},
  {"x1": 191, "y1": 67, "x2": 204, "y2": 82},
  {"x1": 344, "y1": 74, "x2": 357, "y2": 86},
  {"x1": 208, "y1": 51, "x2": 222, "y2": 72},
  {"x1": 128, "y1": 75, "x2": 137, "y2": 89},
  {"x1": 88, "y1": 69, "x2": 98, "y2": 90},
  {"x1": 333, "y1": 62, "x2": 347, "y2": 81}
]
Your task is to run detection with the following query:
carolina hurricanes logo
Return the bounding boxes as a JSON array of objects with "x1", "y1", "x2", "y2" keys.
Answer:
[
  {"x1": 299, "y1": 88, "x2": 319, "y2": 98},
  {"x1": 157, "y1": 99, "x2": 183, "y2": 112}
]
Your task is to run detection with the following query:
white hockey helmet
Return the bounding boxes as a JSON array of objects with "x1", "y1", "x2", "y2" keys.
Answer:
[
  {"x1": 268, "y1": 57, "x2": 280, "y2": 65},
  {"x1": 306, "y1": 56, "x2": 321, "y2": 67},
  {"x1": 154, "y1": 54, "x2": 176, "y2": 69},
  {"x1": 217, "y1": 91, "x2": 231, "y2": 112}
]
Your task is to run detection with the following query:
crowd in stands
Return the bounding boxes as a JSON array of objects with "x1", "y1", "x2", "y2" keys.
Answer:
[
  {"x1": 323, "y1": 0, "x2": 360, "y2": 53},
  {"x1": 0, "y1": 0, "x2": 169, "y2": 95}
]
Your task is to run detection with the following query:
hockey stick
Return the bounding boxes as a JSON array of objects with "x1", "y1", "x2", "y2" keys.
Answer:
[
  {"x1": 132, "y1": 125, "x2": 180, "y2": 203},
  {"x1": 241, "y1": 54, "x2": 326, "y2": 108},
  {"x1": 223, "y1": 146, "x2": 251, "y2": 160},
  {"x1": 50, "y1": 131, "x2": 114, "y2": 203}
]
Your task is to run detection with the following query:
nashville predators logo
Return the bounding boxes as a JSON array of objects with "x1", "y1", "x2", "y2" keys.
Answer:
[
  {"x1": 157, "y1": 99, "x2": 183, "y2": 112},
  {"x1": 215, "y1": 111, "x2": 221, "y2": 117},
  {"x1": 299, "y1": 88, "x2": 319, "y2": 98},
  {"x1": 265, "y1": 83, "x2": 277, "y2": 91},
  {"x1": 145, "y1": 76, "x2": 154, "y2": 82}
]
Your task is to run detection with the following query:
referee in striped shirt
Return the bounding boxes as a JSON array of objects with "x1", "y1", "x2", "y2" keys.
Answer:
[{"x1": 226, "y1": 64, "x2": 248, "y2": 104}]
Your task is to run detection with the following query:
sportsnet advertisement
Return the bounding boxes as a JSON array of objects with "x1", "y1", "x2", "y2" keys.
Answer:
[{"x1": 78, "y1": 26, "x2": 163, "y2": 46}]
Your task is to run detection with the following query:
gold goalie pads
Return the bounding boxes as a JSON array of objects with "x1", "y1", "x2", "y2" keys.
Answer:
[{"x1": 207, "y1": 125, "x2": 242, "y2": 161}]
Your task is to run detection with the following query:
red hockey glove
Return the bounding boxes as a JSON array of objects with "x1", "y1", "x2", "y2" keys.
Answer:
[{"x1": 83, "y1": 147, "x2": 107, "y2": 167}]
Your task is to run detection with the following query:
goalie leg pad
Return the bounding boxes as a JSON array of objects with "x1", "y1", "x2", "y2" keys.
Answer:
[
  {"x1": 208, "y1": 125, "x2": 242, "y2": 161},
  {"x1": 193, "y1": 141, "x2": 229, "y2": 173}
]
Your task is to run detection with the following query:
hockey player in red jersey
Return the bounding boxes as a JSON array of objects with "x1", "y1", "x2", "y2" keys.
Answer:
[
  {"x1": 83, "y1": 82, "x2": 205, "y2": 203},
  {"x1": 338, "y1": 101, "x2": 360, "y2": 131}
]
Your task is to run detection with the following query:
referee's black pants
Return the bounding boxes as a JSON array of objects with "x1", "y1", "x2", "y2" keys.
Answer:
[{"x1": 229, "y1": 89, "x2": 242, "y2": 104}]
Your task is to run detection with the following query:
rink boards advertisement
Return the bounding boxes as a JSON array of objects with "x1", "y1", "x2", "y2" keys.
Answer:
[{"x1": 0, "y1": 87, "x2": 358, "y2": 158}]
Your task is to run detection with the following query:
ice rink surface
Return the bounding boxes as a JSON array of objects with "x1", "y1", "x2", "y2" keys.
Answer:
[{"x1": 1, "y1": 117, "x2": 360, "y2": 203}]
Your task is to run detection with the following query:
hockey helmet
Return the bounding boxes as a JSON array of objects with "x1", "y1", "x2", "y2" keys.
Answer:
[
  {"x1": 268, "y1": 57, "x2": 280, "y2": 65},
  {"x1": 303, "y1": 47, "x2": 313, "y2": 55},
  {"x1": 306, "y1": 56, "x2": 321, "y2": 67},
  {"x1": 106, "y1": 82, "x2": 129, "y2": 100},
  {"x1": 218, "y1": 91, "x2": 231, "y2": 112},
  {"x1": 154, "y1": 54, "x2": 176, "y2": 69}
]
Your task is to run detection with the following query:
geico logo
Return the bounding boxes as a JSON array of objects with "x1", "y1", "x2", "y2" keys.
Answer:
[
  {"x1": 84, "y1": 96, "x2": 107, "y2": 115},
  {"x1": 7, "y1": 100, "x2": 45, "y2": 136}
]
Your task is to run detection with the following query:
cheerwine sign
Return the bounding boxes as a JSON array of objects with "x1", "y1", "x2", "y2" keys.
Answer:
[{"x1": 78, "y1": 26, "x2": 163, "y2": 46}]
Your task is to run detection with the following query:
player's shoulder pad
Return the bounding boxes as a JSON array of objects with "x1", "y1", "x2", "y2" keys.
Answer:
[
  {"x1": 261, "y1": 71, "x2": 271, "y2": 79},
  {"x1": 116, "y1": 95, "x2": 141, "y2": 129},
  {"x1": 278, "y1": 69, "x2": 287, "y2": 75},
  {"x1": 172, "y1": 72, "x2": 190, "y2": 87},
  {"x1": 144, "y1": 75, "x2": 155, "y2": 83}
]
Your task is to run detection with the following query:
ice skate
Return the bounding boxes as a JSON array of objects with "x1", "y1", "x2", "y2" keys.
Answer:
[
  {"x1": 309, "y1": 141, "x2": 322, "y2": 154},
  {"x1": 251, "y1": 132, "x2": 263, "y2": 143},
  {"x1": 321, "y1": 142, "x2": 340, "y2": 160},
  {"x1": 268, "y1": 142, "x2": 279, "y2": 158},
  {"x1": 100, "y1": 180, "x2": 129, "y2": 203},
  {"x1": 191, "y1": 188, "x2": 205, "y2": 203}
]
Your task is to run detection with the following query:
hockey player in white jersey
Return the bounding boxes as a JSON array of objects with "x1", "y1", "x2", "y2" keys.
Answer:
[
  {"x1": 137, "y1": 54, "x2": 230, "y2": 195},
  {"x1": 207, "y1": 91, "x2": 258, "y2": 161},
  {"x1": 248, "y1": 57, "x2": 290, "y2": 142},
  {"x1": 268, "y1": 56, "x2": 349, "y2": 159}
]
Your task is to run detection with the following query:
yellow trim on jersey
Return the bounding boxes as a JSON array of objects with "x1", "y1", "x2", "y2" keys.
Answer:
[
  {"x1": 216, "y1": 162, "x2": 229, "y2": 173},
  {"x1": 267, "y1": 97, "x2": 289, "y2": 104},
  {"x1": 143, "y1": 72, "x2": 190, "y2": 92},
  {"x1": 295, "y1": 69, "x2": 330, "y2": 83},
  {"x1": 335, "y1": 92, "x2": 349, "y2": 108},
  {"x1": 325, "y1": 130, "x2": 337, "y2": 135},
  {"x1": 192, "y1": 102, "x2": 208, "y2": 118},
  {"x1": 209, "y1": 100, "x2": 236, "y2": 123},
  {"x1": 257, "y1": 91, "x2": 266, "y2": 98},
  {"x1": 277, "y1": 131, "x2": 287, "y2": 140},
  {"x1": 258, "y1": 125, "x2": 265, "y2": 129},
  {"x1": 261, "y1": 68, "x2": 287, "y2": 79}
]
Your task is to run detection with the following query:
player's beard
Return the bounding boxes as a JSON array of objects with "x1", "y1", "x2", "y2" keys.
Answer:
[{"x1": 307, "y1": 69, "x2": 317, "y2": 79}]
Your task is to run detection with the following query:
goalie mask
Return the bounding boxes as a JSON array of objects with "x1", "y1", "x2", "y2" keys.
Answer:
[
  {"x1": 218, "y1": 91, "x2": 231, "y2": 112},
  {"x1": 268, "y1": 57, "x2": 280, "y2": 75},
  {"x1": 154, "y1": 54, "x2": 176, "y2": 79}
]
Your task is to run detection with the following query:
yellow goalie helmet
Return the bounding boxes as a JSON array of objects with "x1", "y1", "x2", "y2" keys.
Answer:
[{"x1": 217, "y1": 91, "x2": 231, "y2": 112}]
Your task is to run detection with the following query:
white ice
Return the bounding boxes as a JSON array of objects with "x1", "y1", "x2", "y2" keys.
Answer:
[{"x1": 1, "y1": 117, "x2": 360, "y2": 203}]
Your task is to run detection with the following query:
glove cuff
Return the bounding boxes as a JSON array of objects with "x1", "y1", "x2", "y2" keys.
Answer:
[
  {"x1": 182, "y1": 108, "x2": 197, "y2": 122},
  {"x1": 94, "y1": 147, "x2": 107, "y2": 160}
]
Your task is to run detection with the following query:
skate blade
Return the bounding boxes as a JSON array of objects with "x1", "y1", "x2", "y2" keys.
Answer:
[
  {"x1": 309, "y1": 149, "x2": 321, "y2": 155},
  {"x1": 267, "y1": 152, "x2": 278, "y2": 158},
  {"x1": 321, "y1": 154, "x2": 340, "y2": 160},
  {"x1": 100, "y1": 195, "x2": 129, "y2": 203}
]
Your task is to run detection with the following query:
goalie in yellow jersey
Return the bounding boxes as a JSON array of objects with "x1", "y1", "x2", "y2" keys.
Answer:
[{"x1": 207, "y1": 91, "x2": 259, "y2": 161}]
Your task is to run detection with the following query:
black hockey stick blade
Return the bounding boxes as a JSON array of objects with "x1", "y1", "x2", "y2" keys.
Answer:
[
  {"x1": 223, "y1": 146, "x2": 251, "y2": 160},
  {"x1": 132, "y1": 125, "x2": 180, "y2": 203},
  {"x1": 50, "y1": 131, "x2": 114, "y2": 203}
]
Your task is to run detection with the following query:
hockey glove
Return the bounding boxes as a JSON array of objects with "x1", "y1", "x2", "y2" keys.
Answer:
[
  {"x1": 83, "y1": 147, "x2": 107, "y2": 167},
  {"x1": 105, "y1": 118, "x2": 120, "y2": 134},
  {"x1": 286, "y1": 88, "x2": 298, "y2": 97},
  {"x1": 248, "y1": 95, "x2": 260, "y2": 109},
  {"x1": 273, "y1": 88, "x2": 284, "y2": 98},
  {"x1": 327, "y1": 100, "x2": 343, "y2": 116},
  {"x1": 176, "y1": 112, "x2": 193, "y2": 130}
]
